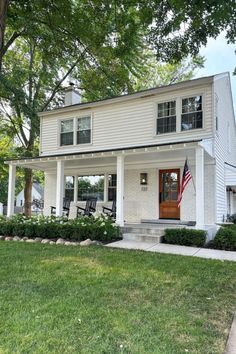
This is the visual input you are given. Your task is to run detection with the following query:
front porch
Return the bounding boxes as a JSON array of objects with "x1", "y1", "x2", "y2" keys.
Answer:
[{"x1": 6, "y1": 140, "x2": 214, "y2": 230}]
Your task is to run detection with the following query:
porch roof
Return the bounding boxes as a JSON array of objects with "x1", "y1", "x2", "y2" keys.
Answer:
[{"x1": 4, "y1": 139, "x2": 203, "y2": 171}]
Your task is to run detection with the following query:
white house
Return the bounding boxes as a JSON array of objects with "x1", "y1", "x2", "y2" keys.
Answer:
[
  {"x1": 15, "y1": 182, "x2": 44, "y2": 210},
  {"x1": 5, "y1": 73, "x2": 236, "y2": 235}
]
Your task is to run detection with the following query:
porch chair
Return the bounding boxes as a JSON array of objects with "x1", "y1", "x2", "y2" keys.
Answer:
[
  {"x1": 76, "y1": 198, "x2": 97, "y2": 217},
  {"x1": 51, "y1": 197, "x2": 70, "y2": 217},
  {"x1": 102, "y1": 200, "x2": 116, "y2": 219}
]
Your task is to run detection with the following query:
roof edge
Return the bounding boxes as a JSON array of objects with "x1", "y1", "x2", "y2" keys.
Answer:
[{"x1": 39, "y1": 75, "x2": 214, "y2": 117}]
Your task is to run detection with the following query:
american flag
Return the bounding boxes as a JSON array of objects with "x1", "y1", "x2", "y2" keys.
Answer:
[{"x1": 177, "y1": 159, "x2": 192, "y2": 207}]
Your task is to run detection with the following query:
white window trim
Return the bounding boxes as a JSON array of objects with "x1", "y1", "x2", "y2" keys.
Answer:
[
  {"x1": 57, "y1": 114, "x2": 93, "y2": 149},
  {"x1": 58, "y1": 117, "x2": 74, "y2": 147},
  {"x1": 76, "y1": 115, "x2": 93, "y2": 146},
  {"x1": 180, "y1": 94, "x2": 204, "y2": 132},
  {"x1": 153, "y1": 91, "x2": 205, "y2": 138},
  {"x1": 156, "y1": 100, "x2": 177, "y2": 135}
]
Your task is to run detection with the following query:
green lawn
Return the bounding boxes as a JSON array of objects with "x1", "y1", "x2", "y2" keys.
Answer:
[{"x1": 0, "y1": 243, "x2": 236, "y2": 354}]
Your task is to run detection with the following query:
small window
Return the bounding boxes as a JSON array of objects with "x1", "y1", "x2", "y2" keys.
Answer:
[
  {"x1": 181, "y1": 96, "x2": 202, "y2": 131},
  {"x1": 77, "y1": 116, "x2": 91, "y2": 144},
  {"x1": 108, "y1": 174, "x2": 116, "y2": 201},
  {"x1": 65, "y1": 176, "x2": 74, "y2": 202},
  {"x1": 157, "y1": 101, "x2": 176, "y2": 134},
  {"x1": 60, "y1": 119, "x2": 74, "y2": 146}
]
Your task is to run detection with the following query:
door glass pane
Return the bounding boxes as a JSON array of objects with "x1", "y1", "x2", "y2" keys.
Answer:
[{"x1": 162, "y1": 172, "x2": 178, "y2": 201}]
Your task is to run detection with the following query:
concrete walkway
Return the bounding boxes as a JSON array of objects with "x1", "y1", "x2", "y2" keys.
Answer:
[{"x1": 106, "y1": 240, "x2": 236, "y2": 261}]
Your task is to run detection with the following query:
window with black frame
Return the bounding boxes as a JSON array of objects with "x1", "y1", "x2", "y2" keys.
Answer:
[
  {"x1": 108, "y1": 174, "x2": 116, "y2": 201},
  {"x1": 77, "y1": 116, "x2": 91, "y2": 144},
  {"x1": 78, "y1": 175, "x2": 104, "y2": 201},
  {"x1": 60, "y1": 119, "x2": 74, "y2": 146},
  {"x1": 157, "y1": 101, "x2": 176, "y2": 134},
  {"x1": 65, "y1": 176, "x2": 74, "y2": 201},
  {"x1": 181, "y1": 96, "x2": 202, "y2": 131}
]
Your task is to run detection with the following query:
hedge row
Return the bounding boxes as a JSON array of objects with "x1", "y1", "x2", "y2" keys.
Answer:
[
  {"x1": 163, "y1": 228, "x2": 207, "y2": 247},
  {"x1": 0, "y1": 215, "x2": 121, "y2": 242}
]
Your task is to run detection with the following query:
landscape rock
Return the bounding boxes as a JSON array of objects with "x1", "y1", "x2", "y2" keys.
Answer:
[
  {"x1": 56, "y1": 238, "x2": 66, "y2": 245},
  {"x1": 49, "y1": 241, "x2": 55, "y2": 245},
  {"x1": 13, "y1": 236, "x2": 21, "y2": 241},
  {"x1": 35, "y1": 237, "x2": 43, "y2": 243},
  {"x1": 5, "y1": 236, "x2": 13, "y2": 241},
  {"x1": 69, "y1": 242, "x2": 78, "y2": 246},
  {"x1": 41, "y1": 239, "x2": 50, "y2": 244},
  {"x1": 26, "y1": 239, "x2": 36, "y2": 243},
  {"x1": 20, "y1": 239, "x2": 25, "y2": 242},
  {"x1": 80, "y1": 238, "x2": 93, "y2": 246},
  {"x1": 91, "y1": 240, "x2": 103, "y2": 246},
  {"x1": 0, "y1": 236, "x2": 5, "y2": 241},
  {"x1": 64, "y1": 241, "x2": 72, "y2": 246},
  {"x1": 22, "y1": 237, "x2": 28, "y2": 241}
]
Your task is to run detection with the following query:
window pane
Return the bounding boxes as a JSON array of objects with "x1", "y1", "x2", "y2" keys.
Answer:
[
  {"x1": 181, "y1": 112, "x2": 203, "y2": 131},
  {"x1": 78, "y1": 117, "x2": 91, "y2": 130},
  {"x1": 158, "y1": 101, "x2": 176, "y2": 118},
  {"x1": 108, "y1": 174, "x2": 117, "y2": 201},
  {"x1": 78, "y1": 175, "x2": 104, "y2": 201},
  {"x1": 182, "y1": 96, "x2": 202, "y2": 113},
  {"x1": 77, "y1": 130, "x2": 91, "y2": 144},
  {"x1": 61, "y1": 132, "x2": 73, "y2": 146},
  {"x1": 157, "y1": 116, "x2": 176, "y2": 134},
  {"x1": 61, "y1": 119, "x2": 73, "y2": 133}
]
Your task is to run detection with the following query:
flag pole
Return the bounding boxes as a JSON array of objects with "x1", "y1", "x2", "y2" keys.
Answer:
[{"x1": 186, "y1": 156, "x2": 196, "y2": 192}]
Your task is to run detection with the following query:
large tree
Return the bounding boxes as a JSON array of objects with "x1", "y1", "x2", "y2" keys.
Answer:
[{"x1": 0, "y1": 0, "x2": 235, "y2": 215}]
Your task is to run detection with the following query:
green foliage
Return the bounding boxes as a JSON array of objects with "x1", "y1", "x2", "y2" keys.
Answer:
[
  {"x1": 227, "y1": 213, "x2": 236, "y2": 223},
  {"x1": 0, "y1": 215, "x2": 120, "y2": 242},
  {"x1": 163, "y1": 228, "x2": 206, "y2": 247},
  {"x1": 212, "y1": 227, "x2": 236, "y2": 251}
]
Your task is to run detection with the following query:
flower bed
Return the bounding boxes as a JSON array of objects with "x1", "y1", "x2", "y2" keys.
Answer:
[{"x1": 0, "y1": 214, "x2": 121, "y2": 242}]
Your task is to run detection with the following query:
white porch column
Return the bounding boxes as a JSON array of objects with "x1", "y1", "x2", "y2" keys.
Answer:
[
  {"x1": 195, "y1": 146, "x2": 204, "y2": 227},
  {"x1": 73, "y1": 175, "x2": 78, "y2": 203},
  {"x1": 104, "y1": 173, "x2": 108, "y2": 202},
  {"x1": 56, "y1": 160, "x2": 64, "y2": 216},
  {"x1": 116, "y1": 155, "x2": 125, "y2": 226},
  {"x1": 7, "y1": 164, "x2": 16, "y2": 217}
]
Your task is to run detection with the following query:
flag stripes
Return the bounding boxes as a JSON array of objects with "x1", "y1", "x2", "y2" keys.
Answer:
[{"x1": 177, "y1": 159, "x2": 192, "y2": 207}]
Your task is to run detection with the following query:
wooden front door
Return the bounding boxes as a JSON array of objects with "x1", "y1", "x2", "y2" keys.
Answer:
[{"x1": 159, "y1": 169, "x2": 180, "y2": 219}]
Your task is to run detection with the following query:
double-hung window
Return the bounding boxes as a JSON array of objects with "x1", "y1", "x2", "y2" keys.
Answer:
[
  {"x1": 60, "y1": 119, "x2": 74, "y2": 146},
  {"x1": 181, "y1": 96, "x2": 202, "y2": 131},
  {"x1": 157, "y1": 101, "x2": 176, "y2": 134},
  {"x1": 108, "y1": 174, "x2": 117, "y2": 201},
  {"x1": 77, "y1": 116, "x2": 91, "y2": 144}
]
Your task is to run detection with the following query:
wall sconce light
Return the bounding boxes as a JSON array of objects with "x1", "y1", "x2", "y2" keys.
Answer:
[{"x1": 140, "y1": 173, "x2": 148, "y2": 185}]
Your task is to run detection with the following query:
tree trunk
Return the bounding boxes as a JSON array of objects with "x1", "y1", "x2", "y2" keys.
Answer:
[
  {"x1": 24, "y1": 168, "x2": 33, "y2": 217},
  {"x1": 0, "y1": 0, "x2": 9, "y2": 70}
]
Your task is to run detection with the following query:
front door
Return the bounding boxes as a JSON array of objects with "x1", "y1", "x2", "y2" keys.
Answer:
[{"x1": 159, "y1": 169, "x2": 180, "y2": 219}]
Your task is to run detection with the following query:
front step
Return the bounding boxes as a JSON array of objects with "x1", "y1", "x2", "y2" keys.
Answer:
[{"x1": 123, "y1": 233, "x2": 163, "y2": 243}]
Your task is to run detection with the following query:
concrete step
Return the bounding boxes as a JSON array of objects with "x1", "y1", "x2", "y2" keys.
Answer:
[
  {"x1": 123, "y1": 233, "x2": 163, "y2": 243},
  {"x1": 122, "y1": 226, "x2": 164, "y2": 236}
]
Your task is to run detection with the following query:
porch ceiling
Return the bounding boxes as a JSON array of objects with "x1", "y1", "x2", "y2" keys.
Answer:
[{"x1": 5, "y1": 140, "x2": 213, "y2": 173}]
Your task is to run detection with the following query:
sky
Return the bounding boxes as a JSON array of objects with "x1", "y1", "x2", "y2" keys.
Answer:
[{"x1": 196, "y1": 32, "x2": 236, "y2": 112}]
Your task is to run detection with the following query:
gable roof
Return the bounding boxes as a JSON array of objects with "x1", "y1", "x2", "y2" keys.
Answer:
[{"x1": 39, "y1": 74, "x2": 217, "y2": 117}]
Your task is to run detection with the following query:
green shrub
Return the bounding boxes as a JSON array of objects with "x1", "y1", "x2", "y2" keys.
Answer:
[
  {"x1": 213, "y1": 227, "x2": 236, "y2": 251},
  {"x1": 163, "y1": 228, "x2": 206, "y2": 247},
  {"x1": 228, "y1": 213, "x2": 236, "y2": 224},
  {"x1": 0, "y1": 215, "x2": 120, "y2": 242}
]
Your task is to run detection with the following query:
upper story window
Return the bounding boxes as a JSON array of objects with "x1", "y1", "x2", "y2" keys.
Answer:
[
  {"x1": 77, "y1": 116, "x2": 91, "y2": 144},
  {"x1": 157, "y1": 101, "x2": 176, "y2": 134},
  {"x1": 60, "y1": 119, "x2": 74, "y2": 146},
  {"x1": 181, "y1": 96, "x2": 202, "y2": 131}
]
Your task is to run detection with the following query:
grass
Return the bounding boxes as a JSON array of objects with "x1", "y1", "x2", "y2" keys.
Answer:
[{"x1": 0, "y1": 243, "x2": 236, "y2": 354}]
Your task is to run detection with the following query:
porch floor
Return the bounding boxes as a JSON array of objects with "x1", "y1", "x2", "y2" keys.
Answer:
[{"x1": 106, "y1": 241, "x2": 236, "y2": 262}]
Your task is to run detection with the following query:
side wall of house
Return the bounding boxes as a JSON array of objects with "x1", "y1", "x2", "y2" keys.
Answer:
[
  {"x1": 40, "y1": 84, "x2": 213, "y2": 156},
  {"x1": 214, "y1": 75, "x2": 236, "y2": 222}
]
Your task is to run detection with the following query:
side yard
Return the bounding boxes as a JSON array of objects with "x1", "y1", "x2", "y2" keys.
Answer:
[{"x1": 0, "y1": 243, "x2": 236, "y2": 353}]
